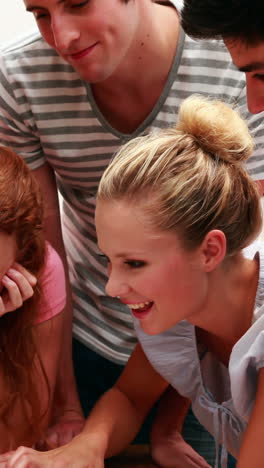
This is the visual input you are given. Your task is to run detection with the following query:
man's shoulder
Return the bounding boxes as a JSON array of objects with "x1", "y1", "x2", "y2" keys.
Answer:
[
  {"x1": 184, "y1": 32, "x2": 230, "y2": 58},
  {"x1": 0, "y1": 29, "x2": 58, "y2": 61},
  {"x1": 182, "y1": 33, "x2": 244, "y2": 81},
  {"x1": 2, "y1": 30, "x2": 42, "y2": 53}
]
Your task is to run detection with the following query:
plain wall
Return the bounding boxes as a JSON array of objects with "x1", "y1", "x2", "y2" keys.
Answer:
[{"x1": 0, "y1": 1, "x2": 36, "y2": 46}]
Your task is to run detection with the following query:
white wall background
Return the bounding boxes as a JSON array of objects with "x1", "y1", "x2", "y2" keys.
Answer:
[{"x1": 0, "y1": 0, "x2": 37, "y2": 47}]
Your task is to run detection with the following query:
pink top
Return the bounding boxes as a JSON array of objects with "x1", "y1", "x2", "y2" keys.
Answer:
[{"x1": 34, "y1": 243, "x2": 66, "y2": 324}]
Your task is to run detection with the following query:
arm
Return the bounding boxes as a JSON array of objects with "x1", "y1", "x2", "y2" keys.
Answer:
[
  {"x1": 237, "y1": 367, "x2": 264, "y2": 468},
  {"x1": 32, "y1": 163, "x2": 84, "y2": 447},
  {"x1": 0, "y1": 343, "x2": 169, "y2": 467},
  {"x1": 82, "y1": 343, "x2": 169, "y2": 458},
  {"x1": 150, "y1": 386, "x2": 211, "y2": 468}
]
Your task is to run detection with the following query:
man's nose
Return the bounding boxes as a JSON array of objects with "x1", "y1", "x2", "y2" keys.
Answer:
[{"x1": 51, "y1": 14, "x2": 80, "y2": 52}]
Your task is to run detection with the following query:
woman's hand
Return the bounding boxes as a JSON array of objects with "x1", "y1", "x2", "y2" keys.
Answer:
[
  {"x1": 35, "y1": 410, "x2": 85, "y2": 450},
  {"x1": 151, "y1": 386, "x2": 212, "y2": 468},
  {"x1": 0, "y1": 434, "x2": 104, "y2": 468},
  {"x1": 152, "y1": 430, "x2": 212, "y2": 468},
  {"x1": 0, "y1": 263, "x2": 37, "y2": 316}
]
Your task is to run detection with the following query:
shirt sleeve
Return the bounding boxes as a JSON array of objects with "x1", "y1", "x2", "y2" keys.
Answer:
[
  {"x1": 0, "y1": 52, "x2": 46, "y2": 169},
  {"x1": 230, "y1": 313, "x2": 264, "y2": 424},
  {"x1": 34, "y1": 243, "x2": 66, "y2": 324}
]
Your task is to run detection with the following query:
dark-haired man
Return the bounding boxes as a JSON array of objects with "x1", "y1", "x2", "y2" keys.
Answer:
[{"x1": 181, "y1": 0, "x2": 264, "y2": 114}]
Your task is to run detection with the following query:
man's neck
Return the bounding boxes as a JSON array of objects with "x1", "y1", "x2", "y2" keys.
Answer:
[
  {"x1": 93, "y1": 1, "x2": 179, "y2": 98},
  {"x1": 91, "y1": 1, "x2": 180, "y2": 133}
]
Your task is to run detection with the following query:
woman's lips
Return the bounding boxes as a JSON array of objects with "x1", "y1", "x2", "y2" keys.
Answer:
[{"x1": 131, "y1": 302, "x2": 153, "y2": 319}]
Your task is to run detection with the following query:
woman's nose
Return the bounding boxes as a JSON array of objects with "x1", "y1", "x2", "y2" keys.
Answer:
[{"x1": 105, "y1": 273, "x2": 131, "y2": 298}]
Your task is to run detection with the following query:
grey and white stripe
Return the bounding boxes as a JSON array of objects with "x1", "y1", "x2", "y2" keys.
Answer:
[{"x1": 0, "y1": 23, "x2": 264, "y2": 364}]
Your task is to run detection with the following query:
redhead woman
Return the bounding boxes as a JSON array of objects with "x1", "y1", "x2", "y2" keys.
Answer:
[{"x1": 0, "y1": 146, "x2": 66, "y2": 452}]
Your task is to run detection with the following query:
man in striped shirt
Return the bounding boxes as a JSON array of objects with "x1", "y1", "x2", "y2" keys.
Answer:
[{"x1": 0, "y1": 0, "x2": 263, "y2": 465}]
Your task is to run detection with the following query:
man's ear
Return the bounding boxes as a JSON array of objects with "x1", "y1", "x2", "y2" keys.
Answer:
[{"x1": 200, "y1": 230, "x2": 226, "y2": 272}]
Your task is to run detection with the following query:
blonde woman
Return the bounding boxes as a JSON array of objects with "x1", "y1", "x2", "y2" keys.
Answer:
[{"x1": 2, "y1": 96, "x2": 263, "y2": 467}]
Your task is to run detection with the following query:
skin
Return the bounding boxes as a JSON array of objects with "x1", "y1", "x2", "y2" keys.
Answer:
[
  {"x1": 0, "y1": 343, "x2": 209, "y2": 468},
  {"x1": 23, "y1": 0, "x2": 179, "y2": 133},
  {"x1": 0, "y1": 232, "x2": 64, "y2": 452},
  {"x1": 96, "y1": 199, "x2": 258, "y2": 343},
  {"x1": 0, "y1": 312, "x2": 64, "y2": 453},
  {"x1": 23, "y1": 0, "x2": 178, "y2": 84},
  {"x1": 0, "y1": 197, "x2": 261, "y2": 467},
  {"x1": 96, "y1": 200, "x2": 209, "y2": 336},
  {"x1": 16, "y1": 0, "x2": 181, "y2": 453},
  {"x1": 224, "y1": 39, "x2": 264, "y2": 114},
  {"x1": 0, "y1": 232, "x2": 37, "y2": 314},
  {"x1": 24, "y1": 0, "x2": 141, "y2": 84},
  {"x1": 10, "y1": 0, "x2": 262, "y2": 461}
]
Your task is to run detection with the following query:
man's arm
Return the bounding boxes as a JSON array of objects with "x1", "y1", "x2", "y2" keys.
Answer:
[{"x1": 33, "y1": 163, "x2": 85, "y2": 448}]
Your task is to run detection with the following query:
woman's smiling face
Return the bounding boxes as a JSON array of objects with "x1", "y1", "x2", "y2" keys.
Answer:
[{"x1": 95, "y1": 199, "x2": 209, "y2": 335}]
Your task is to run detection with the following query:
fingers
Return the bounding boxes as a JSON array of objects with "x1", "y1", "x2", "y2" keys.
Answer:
[
  {"x1": 12, "y1": 263, "x2": 37, "y2": 287},
  {"x1": 0, "y1": 265, "x2": 37, "y2": 315},
  {"x1": 0, "y1": 441, "x2": 105, "y2": 468},
  {"x1": 183, "y1": 448, "x2": 212, "y2": 468},
  {"x1": 187, "y1": 455, "x2": 212, "y2": 468},
  {"x1": 0, "y1": 446, "x2": 44, "y2": 468},
  {"x1": 37, "y1": 431, "x2": 59, "y2": 451},
  {"x1": 5, "y1": 268, "x2": 35, "y2": 300},
  {"x1": 0, "y1": 451, "x2": 15, "y2": 467},
  {"x1": 0, "y1": 448, "x2": 28, "y2": 468},
  {"x1": 36, "y1": 419, "x2": 85, "y2": 450},
  {"x1": 187, "y1": 456, "x2": 212, "y2": 468},
  {"x1": 151, "y1": 430, "x2": 213, "y2": 468}
]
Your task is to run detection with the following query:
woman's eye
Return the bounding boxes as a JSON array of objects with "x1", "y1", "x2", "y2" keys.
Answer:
[{"x1": 124, "y1": 260, "x2": 145, "y2": 269}]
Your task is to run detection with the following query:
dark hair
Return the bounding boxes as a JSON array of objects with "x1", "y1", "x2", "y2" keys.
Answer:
[
  {"x1": 0, "y1": 146, "x2": 47, "y2": 447},
  {"x1": 181, "y1": 0, "x2": 264, "y2": 45}
]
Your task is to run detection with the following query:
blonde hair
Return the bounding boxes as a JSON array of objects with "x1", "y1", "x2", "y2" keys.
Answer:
[{"x1": 98, "y1": 95, "x2": 262, "y2": 255}]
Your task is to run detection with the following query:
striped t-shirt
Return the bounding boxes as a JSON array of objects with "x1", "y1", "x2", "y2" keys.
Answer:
[{"x1": 0, "y1": 15, "x2": 264, "y2": 364}]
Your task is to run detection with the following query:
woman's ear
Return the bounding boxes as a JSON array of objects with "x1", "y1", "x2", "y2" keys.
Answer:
[{"x1": 200, "y1": 230, "x2": 226, "y2": 272}]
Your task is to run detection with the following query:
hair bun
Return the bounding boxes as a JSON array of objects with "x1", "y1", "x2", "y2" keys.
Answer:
[{"x1": 176, "y1": 95, "x2": 254, "y2": 163}]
